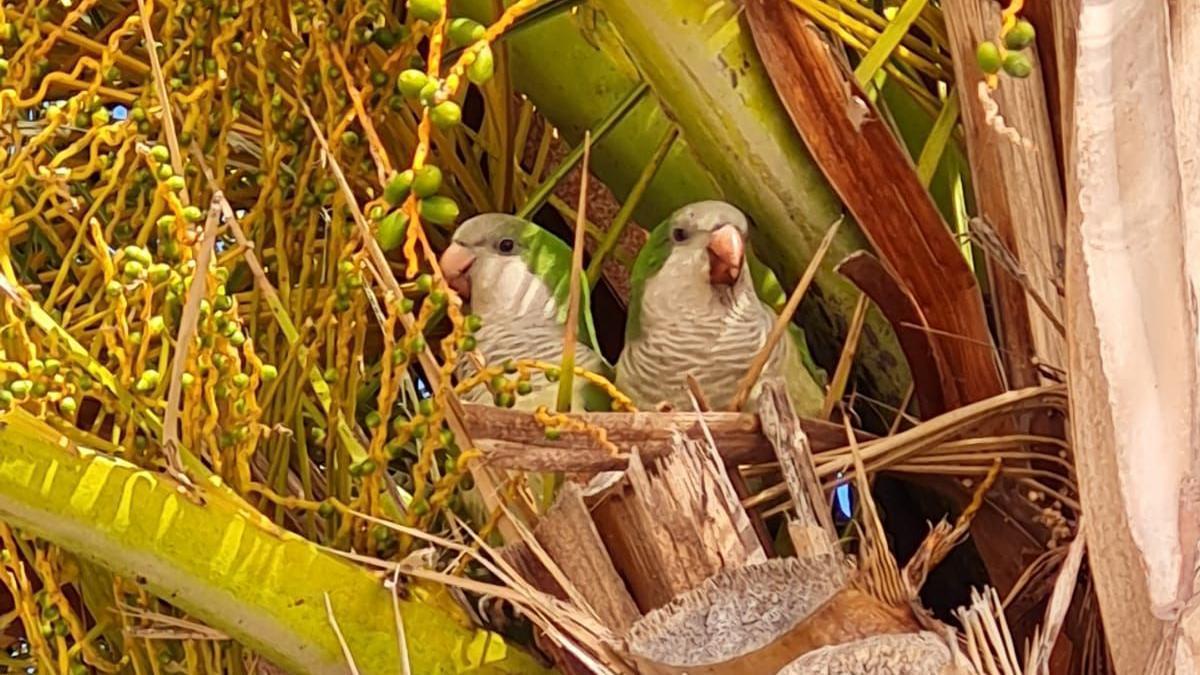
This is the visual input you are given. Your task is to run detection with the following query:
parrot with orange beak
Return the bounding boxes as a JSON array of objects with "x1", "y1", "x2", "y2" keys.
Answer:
[
  {"x1": 616, "y1": 201, "x2": 825, "y2": 413},
  {"x1": 439, "y1": 213, "x2": 612, "y2": 412}
]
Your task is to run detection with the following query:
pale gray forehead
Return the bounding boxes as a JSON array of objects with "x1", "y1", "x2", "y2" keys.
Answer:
[
  {"x1": 453, "y1": 213, "x2": 524, "y2": 247},
  {"x1": 669, "y1": 200, "x2": 749, "y2": 234}
]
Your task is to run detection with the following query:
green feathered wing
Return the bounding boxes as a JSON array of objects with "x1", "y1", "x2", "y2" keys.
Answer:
[{"x1": 517, "y1": 222, "x2": 612, "y2": 412}]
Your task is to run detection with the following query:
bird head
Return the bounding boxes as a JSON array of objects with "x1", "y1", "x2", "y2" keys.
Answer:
[
  {"x1": 626, "y1": 201, "x2": 755, "y2": 339},
  {"x1": 438, "y1": 213, "x2": 577, "y2": 332},
  {"x1": 667, "y1": 200, "x2": 749, "y2": 288}
]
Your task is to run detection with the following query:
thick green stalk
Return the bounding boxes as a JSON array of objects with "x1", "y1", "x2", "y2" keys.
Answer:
[
  {"x1": 0, "y1": 408, "x2": 550, "y2": 675},
  {"x1": 460, "y1": 0, "x2": 910, "y2": 403}
]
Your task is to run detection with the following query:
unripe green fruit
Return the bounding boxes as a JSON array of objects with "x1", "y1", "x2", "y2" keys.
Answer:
[
  {"x1": 430, "y1": 100, "x2": 461, "y2": 129},
  {"x1": 976, "y1": 41, "x2": 1001, "y2": 74},
  {"x1": 59, "y1": 396, "x2": 77, "y2": 415},
  {"x1": 411, "y1": 165, "x2": 442, "y2": 197},
  {"x1": 365, "y1": 410, "x2": 382, "y2": 427},
  {"x1": 415, "y1": 273, "x2": 434, "y2": 292},
  {"x1": 261, "y1": 364, "x2": 278, "y2": 381},
  {"x1": 1002, "y1": 52, "x2": 1032, "y2": 78},
  {"x1": 384, "y1": 170, "x2": 414, "y2": 205},
  {"x1": 407, "y1": 0, "x2": 443, "y2": 23},
  {"x1": 182, "y1": 205, "x2": 204, "y2": 222},
  {"x1": 150, "y1": 145, "x2": 171, "y2": 163},
  {"x1": 166, "y1": 175, "x2": 186, "y2": 192},
  {"x1": 448, "y1": 18, "x2": 485, "y2": 46},
  {"x1": 1004, "y1": 19, "x2": 1036, "y2": 50},
  {"x1": 418, "y1": 80, "x2": 440, "y2": 106},
  {"x1": 397, "y1": 69, "x2": 427, "y2": 98},
  {"x1": 419, "y1": 196, "x2": 459, "y2": 225},
  {"x1": 468, "y1": 45, "x2": 494, "y2": 85},
  {"x1": 376, "y1": 211, "x2": 409, "y2": 251}
]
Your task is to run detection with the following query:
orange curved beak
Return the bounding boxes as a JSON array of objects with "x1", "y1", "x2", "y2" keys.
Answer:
[
  {"x1": 440, "y1": 243, "x2": 476, "y2": 300},
  {"x1": 707, "y1": 225, "x2": 744, "y2": 286}
]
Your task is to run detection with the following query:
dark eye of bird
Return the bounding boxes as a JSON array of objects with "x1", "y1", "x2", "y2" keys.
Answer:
[
  {"x1": 671, "y1": 227, "x2": 688, "y2": 243},
  {"x1": 497, "y1": 238, "x2": 516, "y2": 254}
]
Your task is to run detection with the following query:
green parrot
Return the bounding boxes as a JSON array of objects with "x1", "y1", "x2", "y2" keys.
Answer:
[
  {"x1": 439, "y1": 213, "x2": 611, "y2": 412},
  {"x1": 616, "y1": 201, "x2": 826, "y2": 414}
]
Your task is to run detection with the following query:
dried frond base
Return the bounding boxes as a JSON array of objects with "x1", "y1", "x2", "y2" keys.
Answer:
[
  {"x1": 625, "y1": 555, "x2": 921, "y2": 674},
  {"x1": 779, "y1": 631, "x2": 975, "y2": 675}
]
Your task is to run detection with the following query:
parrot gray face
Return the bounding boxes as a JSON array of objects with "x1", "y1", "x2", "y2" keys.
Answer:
[
  {"x1": 640, "y1": 200, "x2": 755, "y2": 327},
  {"x1": 439, "y1": 213, "x2": 557, "y2": 330},
  {"x1": 439, "y1": 214, "x2": 610, "y2": 408}
]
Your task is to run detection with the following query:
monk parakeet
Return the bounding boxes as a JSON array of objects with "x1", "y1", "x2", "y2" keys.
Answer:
[
  {"x1": 439, "y1": 213, "x2": 611, "y2": 412},
  {"x1": 616, "y1": 201, "x2": 826, "y2": 413}
]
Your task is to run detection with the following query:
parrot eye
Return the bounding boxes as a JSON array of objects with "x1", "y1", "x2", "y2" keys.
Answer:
[
  {"x1": 496, "y1": 238, "x2": 516, "y2": 254},
  {"x1": 671, "y1": 227, "x2": 688, "y2": 243}
]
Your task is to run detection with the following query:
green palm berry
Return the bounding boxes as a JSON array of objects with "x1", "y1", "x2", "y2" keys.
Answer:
[
  {"x1": 397, "y1": 69, "x2": 428, "y2": 98},
  {"x1": 341, "y1": 130, "x2": 359, "y2": 147},
  {"x1": 384, "y1": 169, "x2": 414, "y2": 205},
  {"x1": 429, "y1": 100, "x2": 461, "y2": 129},
  {"x1": 467, "y1": 45, "x2": 494, "y2": 85},
  {"x1": 135, "y1": 370, "x2": 160, "y2": 392},
  {"x1": 411, "y1": 165, "x2": 442, "y2": 198},
  {"x1": 458, "y1": 335, "x2": 476, "y2": 351},
  {"x1": 976, "y1": 41, "x2": 1001, "y2": 74},
  {"x1": 122, "y1": 260, "x2": 144, "y2": 280},
  {"x1": 419, "y1": 196, "x2": 459, "y2": 225},
  {"x1": 502, "y1": 359, "x2": 518, "y2": 374},
  {"x1": 318, "y1": 501, "x2": 336, "y2": 518},
  {"x1": 377, "y1": 211, "x2": 410, "y2": 252},
  {"x1": 365, "y1": 410, "x2": 382, "y2": 427},
  {"x1": 448, "y1": 18, "x2": 485, "y2": 46},
  {"x1": 544, "y1": 427, "x2": 561, "y2": 441},
  {"x1": 409, "y1": 334, "x2": 426, "y2": 353},
  {"x1": 1002, "y1": 52, "x2": 1032, "y2": 78},
  {"x1": 465, "y1": 314, "x2": 483, "y2": 332},
  {"x1": 166, "y1": 175, "x2": 186, "y2": 192},
  {"x1": 516, "y1": 380, "x2": 532, "y2": 395},
  {"x1": 359, "y1": 458, "x2": 378, "y2": 475},
  {"x1": 429, "y1": 289, "x2": 447, "y2": 307},
  {"x1": 407, "y1": 0, "x2": 443, "y2": 23},
  {"x1": 415, "y1": 273, "x2": 434, "y2": 292},
  {"x1": 419, "y1": 397, "x2": 434, "y2": 416},
  {"x1": 261, "y1": 364, "x2": 278, "y2": 381},
  {"x1": 418, "y1": 80, "x2": 440, "y2": 106},
  {"x1": 323, "y1": 367, "x2": 338, "y2": 383},
  {"x1": 1004, "y1": 19, "x2": 1036, "y2": 50},
  {"x1": 59, "y1": 396, "x2": 77, "y2": 415},
  {"x1": 148, "y1": 263, "x2": 171, "y2": 283},
  {"x1": 43, "y1": 359, "x2": 61, "y2": 376},
  {"x1": 147, "y1": 316, "x2": 165, "y2": 336},
  {"x1": 494, "y1": 391, "x2": 515, "y2": 408},
  {"x1": 105, "y1": 279, "x2": 123, "y2": 298},
  {"x1": 123, "y1": 245, "x2": 153, "y2": 265},
  {"x1": 544, "y1": 367, "x2": 560, "y2": 382},
  {"x1": 232, "y1": 373, "x2": 250, "y2": 389},
  {"x1": 181, "y1": 372, "x2": 195, "y2": 387},
  {"x1": 9, "y1": 379, "x2": 32, "y2": 398},
  {"x1": 150, "y1": 145, "x2": 171, "y2": 163}
]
